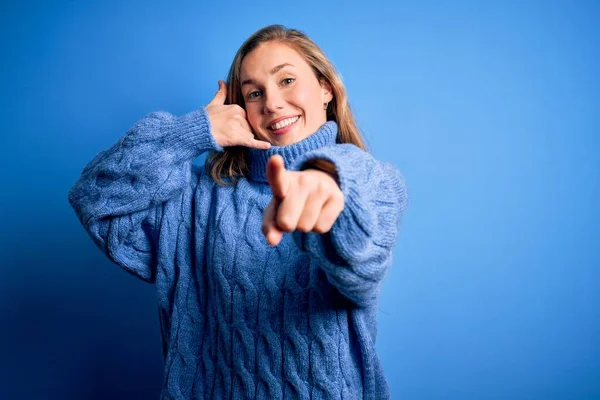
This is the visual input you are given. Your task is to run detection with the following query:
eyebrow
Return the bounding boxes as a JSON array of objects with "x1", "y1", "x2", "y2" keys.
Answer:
[{"x1": 241, "y1": 63, "x2": 295, "y2": 87}]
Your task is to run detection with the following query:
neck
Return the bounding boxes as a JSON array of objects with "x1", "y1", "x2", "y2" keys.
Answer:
[{"x1": 246, "y1": 121, "x2": 338, "y2": 183}]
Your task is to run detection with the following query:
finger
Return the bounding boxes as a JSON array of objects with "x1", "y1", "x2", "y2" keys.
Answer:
[
  {"x1": 276, "y1": 181, "x2": 310, "y2": 232},
  {"x1": 266, "y1": 155, "x2": 290, "y2": 200},
  {"x1": 231, "y1": 104, "x2": 247, "y2": 119},
  {"x1": 208, "y1": 80, "x2": 227, "y2": 106},
  {"x1": 232, "y1": 114, "x2": 271, "y2": 149},
  {"x1": 245, "y1": 137, "x2": 272, "y2": 150},
  {"x1": 237, "y1": 114, "x2": 252, "y2": 131},
  {"x1": 231, "y1": 127, "x2": 271, "y2": 150},
  {"x1": 296, "y1": 190, "x2": 328, "y2": 233},
  {"x1": 236, "y1": 115, "x2": 259, "y2": 137},
  {"x1": 313, "y1": 192, "x2": 344, "y2": 234},
  {"x1": 262, "y1": 198, "x2": 283, "y2": 246}
]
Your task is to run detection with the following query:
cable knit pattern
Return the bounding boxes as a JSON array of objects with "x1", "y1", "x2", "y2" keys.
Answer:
[{"x1": 68, "y1": 107, "x2": 408, "y2": 399}]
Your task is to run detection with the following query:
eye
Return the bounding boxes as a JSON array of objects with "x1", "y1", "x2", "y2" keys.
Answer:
[
  {"x1": 281, "y1": 77, "x2": 295, "y2": 85},
  {"x1": 247, "y1": 90, "x2": 262, "y2": 100}
]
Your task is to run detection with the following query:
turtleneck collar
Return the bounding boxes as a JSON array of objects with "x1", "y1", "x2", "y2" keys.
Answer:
[{"x1": 246, "y1": 121, "x2": 338, "y2": 183}]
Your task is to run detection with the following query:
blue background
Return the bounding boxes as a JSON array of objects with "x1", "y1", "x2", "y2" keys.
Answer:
[{"x1": 1, "y1": 1, "x2": 599, "y2": 399}]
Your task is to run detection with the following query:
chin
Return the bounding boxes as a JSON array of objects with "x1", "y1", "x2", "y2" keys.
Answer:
[
  {"x1": 278, "y1": 133, "x2": 305, "y2": 146},
  {"x1": 259, "y1": 125, "x2": 308, "y2": 147},
  {"x1": 270, "y1": 136, "x2": 290, "y2": 146}
]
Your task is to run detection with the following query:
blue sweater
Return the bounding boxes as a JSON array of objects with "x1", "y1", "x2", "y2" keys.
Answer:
[{"x1": 68, "y1": 107, "x2": 408, "y2": 399}]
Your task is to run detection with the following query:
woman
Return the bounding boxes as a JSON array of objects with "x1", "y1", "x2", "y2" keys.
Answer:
[{"x1": 69, "y1": 24, "x2": 408, "y2": 399}]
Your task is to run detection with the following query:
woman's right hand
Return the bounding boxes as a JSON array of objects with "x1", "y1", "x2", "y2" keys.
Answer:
[{"x1": 206, "y1": 80, "x2": 271, "y2": 150}]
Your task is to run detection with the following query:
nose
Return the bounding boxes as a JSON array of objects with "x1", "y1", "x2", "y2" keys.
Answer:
[{"x1": 262, "y1": 87, "x2": 284, "y2": 114}]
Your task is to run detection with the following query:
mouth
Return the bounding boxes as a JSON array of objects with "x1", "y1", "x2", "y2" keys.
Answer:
[{"x1": 267, "y1": 115, "x2": 301, "y2": 136}]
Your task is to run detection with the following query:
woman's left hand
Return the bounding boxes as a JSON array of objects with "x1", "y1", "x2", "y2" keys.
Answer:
[{"x1": 262, "y1": 155, "x2": 344, "y2": 246}]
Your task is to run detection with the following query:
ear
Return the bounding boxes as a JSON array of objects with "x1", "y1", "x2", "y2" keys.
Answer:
[{"x1": 320, "y1": 78, "x2": 334, "y2": 103}]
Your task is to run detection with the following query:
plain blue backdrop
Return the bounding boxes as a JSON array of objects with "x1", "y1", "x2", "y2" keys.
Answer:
[{"x1": 1, "y1": 0, "x2": 598, "y2": 399}]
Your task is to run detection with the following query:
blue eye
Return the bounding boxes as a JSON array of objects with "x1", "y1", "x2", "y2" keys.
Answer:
[{"x1": 247, "y1": 90, "x2": 262, "y2": 99}]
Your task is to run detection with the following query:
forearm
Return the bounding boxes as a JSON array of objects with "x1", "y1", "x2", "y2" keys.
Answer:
[
  {"x1": 292, "y1": 144, "x2": 409, "y2": 306},
  {"x1": 68, "y1": 107, "x2": 221, "y2": 226},
  {"x1": 67, "y1": 107, "x2": 221, "y2": 282}
]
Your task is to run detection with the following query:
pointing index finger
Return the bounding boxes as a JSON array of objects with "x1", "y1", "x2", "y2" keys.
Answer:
[{"x1": 266, "y1": 155, "x2": 290, "y2": 200}]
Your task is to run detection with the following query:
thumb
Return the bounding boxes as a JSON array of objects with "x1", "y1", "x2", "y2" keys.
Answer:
[
  {"x1": 208, "y1": 80, "x2": 227, "y2": 106},
  {"x1": 266, "y1": 155, "x2": 290, "y2": 200}
]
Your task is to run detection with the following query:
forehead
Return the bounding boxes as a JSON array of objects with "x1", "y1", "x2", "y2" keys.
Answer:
[{"x1": 240, "y1": 42, "x2": 308, "y2": 79}]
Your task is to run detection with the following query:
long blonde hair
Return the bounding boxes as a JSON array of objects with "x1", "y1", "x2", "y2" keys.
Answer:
[{"x1": 207, "y1": 24, "x2": 367, "y2": 185}]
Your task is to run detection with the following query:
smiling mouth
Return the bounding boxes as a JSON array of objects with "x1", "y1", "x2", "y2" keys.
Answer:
[{"x1": 267, "y1": 116, "x2": 300, "y2": 134}]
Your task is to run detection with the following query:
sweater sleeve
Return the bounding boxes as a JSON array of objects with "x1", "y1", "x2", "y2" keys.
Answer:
[
  {"x1": 290, "y1": 144, "x2": 409, "y2": 307},
  {"x1": 68, "y1": 107, "x2": 222, "y2": 283}
]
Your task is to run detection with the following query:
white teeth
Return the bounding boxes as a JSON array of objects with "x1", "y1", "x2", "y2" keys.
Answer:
[{"x1": 270, "y1": 116, "x2": 298, "y2": 130}]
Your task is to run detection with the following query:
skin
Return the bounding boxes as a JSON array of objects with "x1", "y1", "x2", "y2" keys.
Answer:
[
  {"x1": 206, "y1": 41, "x2": 344, "y2": 246},
  {"x1": 239, "y1": 41, "x2": 333, "y2": 147},
  {"x1": 261, "y1": 154, "x2": 344, "y2": 246}
]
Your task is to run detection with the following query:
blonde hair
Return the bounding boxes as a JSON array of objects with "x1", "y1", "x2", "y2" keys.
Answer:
[{"x1": 207, "y1": 24, "x2": 367, "y2": 185}]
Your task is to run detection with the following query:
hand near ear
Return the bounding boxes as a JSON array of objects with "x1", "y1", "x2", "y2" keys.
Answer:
[
  {"x1": 206, "y1": 80, "x2": 271, "y2": 150},
  {"x1": 262, "y1": 155, "x2": 344, "y2": 246}
]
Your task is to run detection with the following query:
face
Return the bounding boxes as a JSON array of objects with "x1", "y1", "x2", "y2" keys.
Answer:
[{"x1": 239, "y1": 41, "x2": 333, "y2": 146}]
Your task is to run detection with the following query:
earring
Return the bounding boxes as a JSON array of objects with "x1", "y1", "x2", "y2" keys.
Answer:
[{"x1": 323, "y1": 102, "x2": 328, "y2": 110}]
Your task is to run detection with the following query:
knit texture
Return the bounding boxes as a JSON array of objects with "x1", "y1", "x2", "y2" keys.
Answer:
[{"x1": 68, "y1": 107, "x2": 408, "y2": 399}]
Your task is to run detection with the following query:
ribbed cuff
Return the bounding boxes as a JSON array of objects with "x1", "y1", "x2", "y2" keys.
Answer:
[{"x1": 164, "y1": 107, "x2": 223, "y2": 159}]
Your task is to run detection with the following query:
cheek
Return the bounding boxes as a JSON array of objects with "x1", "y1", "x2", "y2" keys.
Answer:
[
  {"x1": 290, "y1": 87, "x2": 319, "y2": 114},
  {"x1": 245, "y1": 105, "x2": 262, "y2": 130}
]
